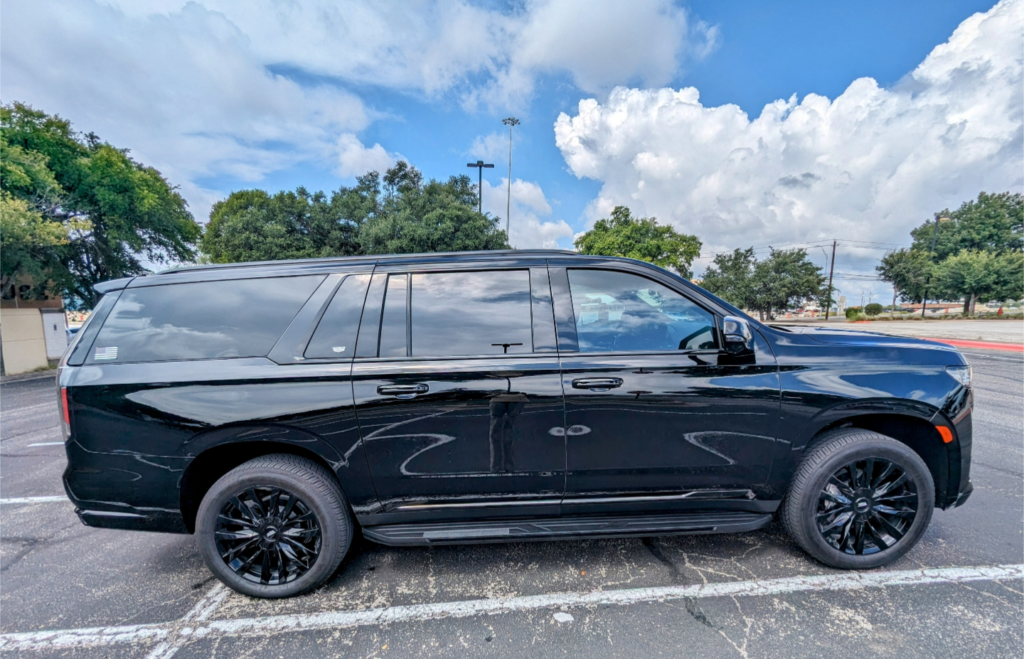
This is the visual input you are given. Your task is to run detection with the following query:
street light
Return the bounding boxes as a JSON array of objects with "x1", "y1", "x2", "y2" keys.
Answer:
[
  {"x1": 921, "y1": 216, "x2": 951, "y2": 317},
  {"x1": 466, "y1": 160, "x2": 494, "y2": 214},
  {"x1": 502, "y1": 117, "x2": 520, "y2": 242}
]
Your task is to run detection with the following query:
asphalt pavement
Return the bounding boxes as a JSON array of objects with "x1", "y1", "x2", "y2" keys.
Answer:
[{"x1": 1, "y1": 347, "x2": 1021, "y2": 658}]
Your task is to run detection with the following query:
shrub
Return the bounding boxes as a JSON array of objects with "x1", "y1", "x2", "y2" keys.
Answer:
[
  {"x1": 865, "y1": 303, "x2": 883, "y2": 316},
  {"x1": 845, "y1": 307, "x2": 862, "y2": 320}
]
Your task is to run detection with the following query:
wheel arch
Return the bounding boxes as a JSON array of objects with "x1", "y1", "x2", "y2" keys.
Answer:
[
  {"x1": 808, "y1": 412, "x2": 956, "y2": 507},
  {"x1": 179, "y1": 434, "x2": 346, "y2": 534}
]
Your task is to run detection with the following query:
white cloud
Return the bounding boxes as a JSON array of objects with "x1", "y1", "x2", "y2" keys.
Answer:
[
  {"x1": 481, "y1": 179, "x2": 572, "y2": 249},
  {"x1": 336, "y1": 134, "x2": 399, "y2": 178},
  {"x1": 468, "y1": 133, "x2": 510, "y2": 163},
  {"x1": 2, "y1": 0, "x2": 716, "y2": 223},
  {"x1": 554, "y1": 0, "x2": 1023, "y2": 296},
  {"x1": 94, "y1": 0, "x2": 715, "y2": 109}
]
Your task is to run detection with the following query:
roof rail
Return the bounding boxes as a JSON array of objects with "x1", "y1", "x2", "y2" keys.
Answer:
[{"x1": 156, "y1": 249, "x2": 580, "y2": 275}]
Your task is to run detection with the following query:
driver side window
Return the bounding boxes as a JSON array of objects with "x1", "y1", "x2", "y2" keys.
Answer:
[{"x1": 567, "y1": 269, "x2": 718, "y2": 353}]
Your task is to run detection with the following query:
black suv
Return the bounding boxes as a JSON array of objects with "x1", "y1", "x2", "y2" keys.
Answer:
[{"x1": 58, "y1": 250, "x2": 973, "y2": 598}]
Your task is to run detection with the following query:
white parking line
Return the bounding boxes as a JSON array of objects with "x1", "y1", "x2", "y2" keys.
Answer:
[
  {"x1": 0, "y1": 563, "x2": 1020, "y2": 653},
  {"x1": 26, "y1": 442, "x2": 64, "y2": 447},
  {"x1": 0, "y1": 495, "x2": 67, "y2": 505},
  {"x1": 145, "y1": 584, "x2": 229, "y2": 659}
]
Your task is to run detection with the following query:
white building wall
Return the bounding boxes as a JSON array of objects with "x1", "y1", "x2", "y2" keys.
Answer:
[{"x1": 0, "y1": 308, "x2": 50, "y2": 375}]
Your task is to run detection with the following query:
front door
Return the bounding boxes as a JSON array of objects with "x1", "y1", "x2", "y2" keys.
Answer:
[
  {"x1": 551, "y1": 266, "x2": 780, "y2": 514},
  {"x1": 351, "y1": 265, "x2": 565, "y2": 519}
]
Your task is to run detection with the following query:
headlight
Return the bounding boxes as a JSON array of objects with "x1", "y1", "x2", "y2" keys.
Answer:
[{"x1": 946, "y1": 365, "x2": 972, "y2": 387}]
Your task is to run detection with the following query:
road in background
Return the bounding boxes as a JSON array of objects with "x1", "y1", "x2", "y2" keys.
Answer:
[
  {"x1": 1, "y1": 349, "x2": 1021, "y2": 658},
  {"x1": 777, "y1": 319, "x2": 1024, "y2": 345}
]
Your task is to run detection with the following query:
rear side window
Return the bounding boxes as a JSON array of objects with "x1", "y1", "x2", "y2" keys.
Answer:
[
  {"x1": 567, "y1": 269, "x2": 718, "y2": 353},
  {"x1": 88, "y1": 276, "x2": 323, "y2": 363},
  {"x1": 410, "y1": 270, "x2": 532, "y2": 357}
]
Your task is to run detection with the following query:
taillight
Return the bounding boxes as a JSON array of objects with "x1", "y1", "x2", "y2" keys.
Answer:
[{"x1": 60, "y1": 387, "x2": 71, "y2": 440}]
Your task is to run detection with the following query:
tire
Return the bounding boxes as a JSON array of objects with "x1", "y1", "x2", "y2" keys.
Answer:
[
  {"x1": 196, "y1": 454, "x2": 353, "y2": 598},
  {"x1": 781, "y1": 428, "x2": 934, "y2": 569}
]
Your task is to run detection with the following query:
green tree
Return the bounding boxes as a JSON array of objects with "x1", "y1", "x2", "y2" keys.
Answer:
[
  {"x1": 573, "y1": 206, "x2": 702, "y2": 277},
  {"x1": 201, "y1": 163, "x2": 508, "y2": 262},
  {"x1": 359, "y1": 165, "x2": 508, "y2": 254},
  {"x1": 876, "y1": 248, "x2": 933, "y2": 315},
  {"x1": 700, "y1": 248, "x2": 756, "y2": 309},
  {"x1": 1, "y1": 102, "x2": 200, "y2": 307},
  {"x1": 0, "y1": 192, "x2": 76, "y2": 300},
  {"x1": 864, "y1": 303, "x2": 883, "y2": 316},
  {"x1": 701, "y1": 247, "x2": 824, "y2": 320},
  {"x1": 201, "y1": 187, "x2": 363, "y2": 263},
  {"x1": 910, "y1": 192, "x2": 1023, "y2": 260},
  {"x1": 934, "y1": 249, "x2": 1024, "y2": 314},
  {"x1": 747, "y1": 248, "x2": 826, "y2": 320}
]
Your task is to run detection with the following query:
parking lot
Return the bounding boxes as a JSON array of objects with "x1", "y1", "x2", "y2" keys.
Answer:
[{"x1": 1, "y1": 347, "x2": 1021, "y2": 658}]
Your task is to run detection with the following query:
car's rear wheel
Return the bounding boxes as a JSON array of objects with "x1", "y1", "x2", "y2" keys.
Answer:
[
  {"x1": 782, "y1": 428, "x2": 934, "y2": 569},
  {"x1": 196, "y1": 454, "x2": 352, "y2": 598}
]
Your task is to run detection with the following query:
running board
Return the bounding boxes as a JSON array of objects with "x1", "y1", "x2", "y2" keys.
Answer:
[{"x1": 362, "y1": 511, "x2": 772, "y2": 546}]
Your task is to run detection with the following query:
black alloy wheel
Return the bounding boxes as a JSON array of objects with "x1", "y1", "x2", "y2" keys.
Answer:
[
  {"x1": 782, "y1": 428, "x2": 934, "y2": 570},
  {"x1": 215, "y1": 486, "x2": 322, "y2": 585},
  {"x1": 197, "y1": 454, "x2": 353, "y2": 598},
  {"x1": 816, "y1": 458, "x2": 918, "y2": 555}
]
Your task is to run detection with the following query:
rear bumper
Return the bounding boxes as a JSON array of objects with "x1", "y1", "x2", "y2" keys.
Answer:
[{"x1": 63, "y1": 456, "x2": 189, "y2": 534}]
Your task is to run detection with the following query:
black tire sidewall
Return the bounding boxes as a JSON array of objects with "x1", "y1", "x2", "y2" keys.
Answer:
[
  {"x1": 795, "y1": 438, "x2": 934, "y2": 569},
  {"x1": 197, "y1": 466, "x2": 349, "y2": 599}
]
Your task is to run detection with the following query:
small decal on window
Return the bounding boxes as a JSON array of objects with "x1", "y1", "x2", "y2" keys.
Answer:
[
  {"x1": 332, "y1": 346, "x2": 346, "y2": 353},
  {"x1": 94, "y1": 346, "x2": 118, "y2": 360}
]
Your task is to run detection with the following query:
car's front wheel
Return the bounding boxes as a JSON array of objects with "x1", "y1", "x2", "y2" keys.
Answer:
[
  {"x1": 196, "y1": 454, "x2": 353, "y2": 598},
  {"x1": 782, "y1": 428, "x2": 934, "y2": 569}
]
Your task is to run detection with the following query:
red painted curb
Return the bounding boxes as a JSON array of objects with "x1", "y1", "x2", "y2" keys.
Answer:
[{"x1": 926, "y1": 338, "x2": 1024, "y2": 352}]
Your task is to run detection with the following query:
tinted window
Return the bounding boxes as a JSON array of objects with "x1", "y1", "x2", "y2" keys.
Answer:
[
  {"x1": 379, "y1": 274, "x2": 409, "y2": 358},
  {"x1": 89, "y1": 276, "x2": 323, "y2": 363},
  {"x1": 567, "y1": 269, "x2": 718, "y2": 353},
  {"x1": 304, "y1": 275, "x2": 371, "y2": 359},
  {"x1": 411, "y1": 270, "x2": 532, "y2": 357}
]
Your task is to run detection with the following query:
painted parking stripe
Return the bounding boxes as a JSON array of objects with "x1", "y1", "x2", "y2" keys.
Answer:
[
  {"x1": 26, "y1": 442, "x2": 64, "y2": 447},
  {"x1": 0, "y1": 495, "x2": 67, "y2": 505},
  {"x1": 1, "y1": 563, "x2": 1020, "y2": 653}
]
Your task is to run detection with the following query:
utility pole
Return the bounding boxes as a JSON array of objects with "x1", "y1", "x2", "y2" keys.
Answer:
[
  {"x1": 921, "y1": 216, "x2": 950, "y2": 317},
  {"x1": 466, "y1": 160, "x2": 494, "y2": 214},
  {"x1": 825, "y1": 240, "x2": 836, "y2": 320},
  {"x1": 502, "y1": 117, "x2": 520, "y2": 241}
]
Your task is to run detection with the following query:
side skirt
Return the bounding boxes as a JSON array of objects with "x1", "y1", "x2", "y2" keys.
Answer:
[{"x1": 362, "y1": 511, "x2": 772, "y2": 546}]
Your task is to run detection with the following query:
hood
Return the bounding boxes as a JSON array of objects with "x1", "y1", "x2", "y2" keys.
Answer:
[{"x1": 771, "y1": 325, "x2": 959, "y2": 351}]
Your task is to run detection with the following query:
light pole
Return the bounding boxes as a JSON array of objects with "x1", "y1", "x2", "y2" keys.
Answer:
[
  {"x1": 502, "y1": 117, "x2": 520, "y2": 242},
  {"x1": 466, "y1": 160, "x2": 494, "y2": 214}
]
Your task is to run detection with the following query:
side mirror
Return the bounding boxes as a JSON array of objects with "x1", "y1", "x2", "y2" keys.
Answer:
[{"x1": 721, "y1": 316, "x2": 753, "y2": 354}]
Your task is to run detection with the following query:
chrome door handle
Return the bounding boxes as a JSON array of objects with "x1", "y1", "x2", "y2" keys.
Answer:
[
  {"x1": 377, "y1": 384, "x2": 429, "y2": 399},
  {"x1": 572, "y1": 378, "x2": 623, "y2": 391}
]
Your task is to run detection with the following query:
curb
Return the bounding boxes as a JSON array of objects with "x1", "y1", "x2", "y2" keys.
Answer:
[
  {"x1": 926, "y1": 338, "x2": 1024, "y2": 353},
  {"x1": 0, "y1": 370, "x2": 57, "y2": 385}
]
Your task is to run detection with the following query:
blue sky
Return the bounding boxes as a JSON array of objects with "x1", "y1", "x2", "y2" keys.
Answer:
[{"x1": 3, "y1": 0, "x2": 1021, "y2": 301}]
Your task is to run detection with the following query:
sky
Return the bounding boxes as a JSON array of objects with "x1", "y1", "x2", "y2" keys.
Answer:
[{"x1": 2, "y1": 0, "x2": 1022, "y2": 304}]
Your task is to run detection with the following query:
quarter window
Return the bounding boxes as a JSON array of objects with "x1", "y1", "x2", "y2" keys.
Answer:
[
  {"x1": 89, "y1": 276, "x2": 323, "y2": 363},
  {"x1": 304, "y1": 275, "x2": 371, "y2": 359},
  {"x1": 567, "y1": 269, "x2": 718, "y2": 353}
]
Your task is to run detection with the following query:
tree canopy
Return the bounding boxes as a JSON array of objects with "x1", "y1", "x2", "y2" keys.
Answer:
[
  {"x1": 1, "y1": 102, "x2": 200, "y2": 307},
  {"x1": 910, "y1": 192, "x2": 1023, "y2": 260},
  {"x1": 885, "y1": 192, "x2": 1024, "y2": 314},
  {"x1": 200, "y1": 162, "x2": 508, "y2": 264},
  {"x1": 573, "y1": 206, "x2": 702, "y2": 277},
  {"x1": 701, "y1": 247, "x2": 825, "y2": 320},
  {"x1": 876, "y1": 248, "x2": 932, "y2": 303}
]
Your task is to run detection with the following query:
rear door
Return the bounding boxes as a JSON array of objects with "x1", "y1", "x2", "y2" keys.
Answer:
[
  {"x1": 550, "y1": 264, "x2": 780, "y2": 515},
  {"x1": 351, "y1": 262, "x2": 565, "y2": 518}
]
